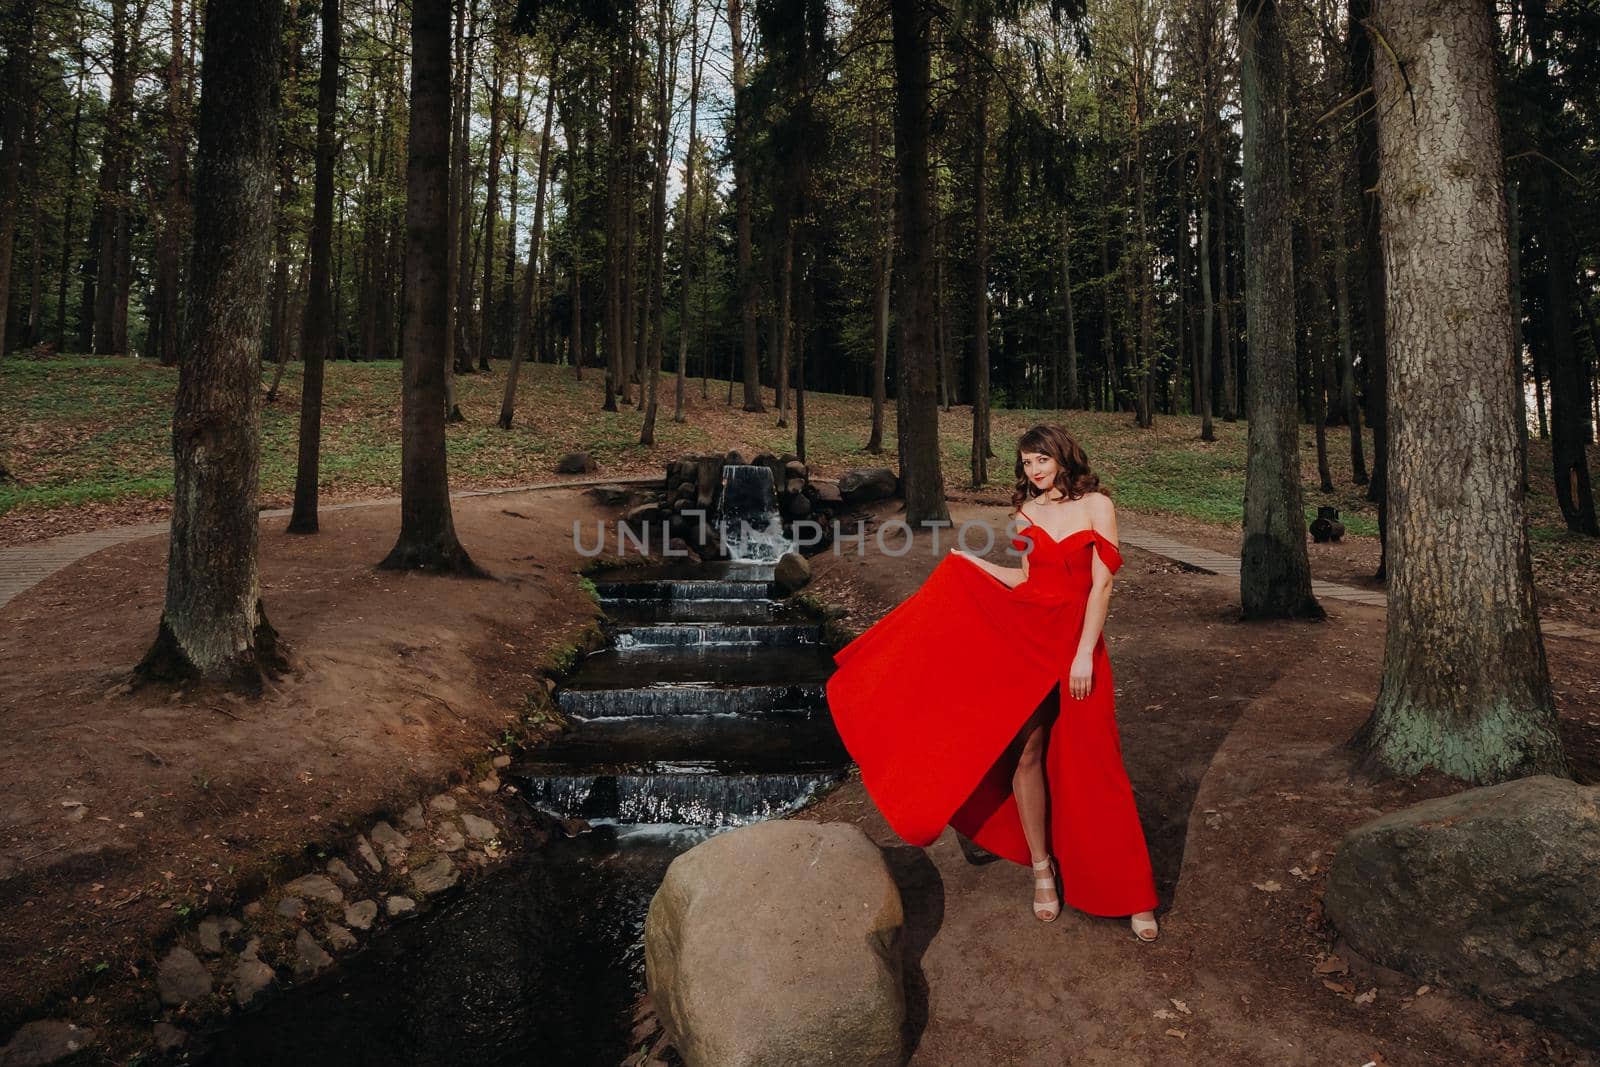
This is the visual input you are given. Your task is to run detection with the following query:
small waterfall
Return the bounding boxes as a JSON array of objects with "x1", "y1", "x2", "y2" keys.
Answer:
[
  {"x1": 718, "y1": 464, "x2": 792, "y2": 563},
  {"x1": 611, "y1": 623, "x2": 821, "y2": 649},
  {"x1": 558, "y1": 682, "x2": 826, "y2": 720},
  {"x1": 520, "y1": 771, "x2": 837, "y2": 828}
]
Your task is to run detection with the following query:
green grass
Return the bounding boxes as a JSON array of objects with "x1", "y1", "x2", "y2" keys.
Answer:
[{"x1": 0, "y1": 352, "x2": 1593, "y2": 568}]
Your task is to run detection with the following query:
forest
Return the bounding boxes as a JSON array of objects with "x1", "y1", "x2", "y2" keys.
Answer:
[
  {"x1": 1, "y1": 0, "x2": 1593, "y2": 505},
  {"x1": 3, "y1": 0, "x2": 1600, "y2": 1060}
]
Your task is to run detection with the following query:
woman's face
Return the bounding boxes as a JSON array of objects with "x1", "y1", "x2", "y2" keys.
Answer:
[{"x1": 1020, "y1": 449, "x2": 1060, "y2": 492}]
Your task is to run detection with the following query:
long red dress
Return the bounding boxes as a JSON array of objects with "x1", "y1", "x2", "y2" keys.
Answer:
[{"x1": 824, "y1": 520, "x2": 1159, "y2": 918}]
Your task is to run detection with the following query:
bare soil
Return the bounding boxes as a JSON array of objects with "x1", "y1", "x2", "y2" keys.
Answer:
[
  {"x1": 795, "y1": 497, "x2": 1600, "y2": 1066},
  {"x1": 2, "y1": 488, "x2": 1596, "y2": 1065},
  {"x1": 0, "y1": 488, "x2": 620, "y2": 1038}
]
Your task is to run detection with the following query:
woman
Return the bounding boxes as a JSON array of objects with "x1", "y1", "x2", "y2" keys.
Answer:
[{"x1": 824, "y1": 423, "x2": 1159, "y2": 941}]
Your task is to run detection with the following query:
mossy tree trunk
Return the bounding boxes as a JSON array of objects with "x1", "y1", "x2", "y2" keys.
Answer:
[
  {"x1": 1355, "y1": 0, "x2": 1566, "y2": 783},
  {"x1": 136, "y1": 0, "x2": 287, "y2": 691}
]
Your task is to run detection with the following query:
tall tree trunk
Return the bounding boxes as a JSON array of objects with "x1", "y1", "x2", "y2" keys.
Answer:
[
  {"x1": 93, "y1": 0, "x2": 132, "y2": 354},
  {"x1": 639, "y1": 0, "x2": 670, "y2": 446},
  {"x1": 380, "y1": 0, "x2": 481, "y2": 575},
  {"x1": 1507, "y1": 179, "x2": 1528, "y2": 492},
  {"x1": 620, "y1": 18, "x2": 640, "y2": 404},
  {"x1": 500, "y1": 70, "x2": 555, "y2": 429},
  {"x1": 0, "y1": 2, "x2": 35, "y2": 356},
  {"x1": 1526, "y1": 0, "x2": 1599, "y2": 535},
  {"x1": 56, "y1": 47, "x2": 85, "y2": 349},
  {"x1": 1213, "y1": 126, "x2": 1236, "y2": 421},
  {"x1": 1308, "y1": 230, "x2": 1334, "y2": 492},
  {"x1": 602, "y1": 47, "x2": 622, "y2": 412},
  {"x1": 774, "y1": 219, "x2": 794, "y2": 426},
  {"x1": 867, "y1": 98, "x2": 891, "y2": 452},
  {"x1": 1061, "y1": 216, "x2": 1080, "y2": 410},
  {"x1": 1237, "y1": 0, "x2": 1322, "y2": 620},
  {"x1": 152, "y1": 0, "x2": 189, "y2": 367},
  {"x1": 476, "y1": 37, "x2": 504, "y2": 368},
  {"x1": 1350, "y1": 0, "x2": 1389, "y2": 577},
  {"x1": 566, "y1": 98, "x2": 584, "y2": 381},
  {"x1": 969, "y1": 7, "x2": 992, "y2": 487},
  {"x1": 730, "y1": 0, "x2": 762, "y2": 412},
  {"x1": 1333, "y1": 205, "x2": 1366, "y2": 482},
  {"x1": 1355, "y1": 0, "x2": 1565, "y2": 781},
  {"x1": 890, "y1": 0, "x2": 950, "y2": 528},
  {"x1": 934, "y1": 149, "x2": 952, "y2": 408},
  {"x1": 136, "y1": 0, "x2": 287, "y2": 688},
  {"x1": 674, "y1": 0, "x2": 709, "y2": 424},
  {"x1": 1199, "y1": 190, "x2": 1216, "y2": 442},
  {"x1": 289, "y1": 0, "x2": 340, "y2": 534}
]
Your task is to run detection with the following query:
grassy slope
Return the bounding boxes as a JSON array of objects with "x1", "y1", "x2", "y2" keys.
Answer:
[{"x1": 1, "y1": 355, "x2": 1594, "y2": 562}]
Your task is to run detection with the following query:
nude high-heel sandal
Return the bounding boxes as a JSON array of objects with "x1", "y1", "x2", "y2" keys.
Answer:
[
  {"x1": 1130, "y1": 912, "x2": 1159, "y2": 942},
  {"x1": 1032, "y1": 857, "x2": 1060, "y2": 923}
]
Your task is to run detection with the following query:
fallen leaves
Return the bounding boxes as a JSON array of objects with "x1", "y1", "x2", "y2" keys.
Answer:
[{"x1": 1253, "y1": 879, "x2": 1283, "y2": 893}]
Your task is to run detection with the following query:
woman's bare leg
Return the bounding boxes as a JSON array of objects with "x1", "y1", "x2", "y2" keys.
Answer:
[{"x1": 1011, "y1": 698, "x2": 1055, "y2": 914}]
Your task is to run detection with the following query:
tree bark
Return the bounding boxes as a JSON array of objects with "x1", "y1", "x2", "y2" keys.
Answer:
[
  {"x1": 674, "y1": 0, "x2": 710, "y2": 424},
  {"x1": 1350, "y1": 0, "x2": 1390, "y2": 577},
  {"x1": 152, "y1": 0, "x2": 188, "y2": 367},
  {"x1": 640, "y1": 0, "x2": 671, "y2": 445},
  {"x1": 969, "y1": 7, "x2": 992, "y2": 488},
  {"x1": 890, "y1": 0, "x2": 950, "y2": 528},
  {"x1": 1333, "y1": 205, "x2": 1366, "y2": 482},
  {"x1": 1237, "y1": 0, "x2": 1323, "y2": 620},
  {"x1": 729, "y1": 0, "x2": 762, "y2": 412},
  {"x1": 289, "y1": 0, "x2": 341, "y2": 535},
  {"x1": 500, "y1": 69, "x2": 555, "y2": 429},
  {"x1": 476, "y1": 35, "x2": 504, "y2": 367},
  {"x1": 867, "y1": 95, "x2": 891, "y2": 452},
  {"x1": 1199, "y1": 193, "x2": 1216, "y2": 442},
  {"x1": 136, "y1": 0, "x2": 287, "y2": 689},
  {"x1": 0, "y1": 2, "x2": 35, "y2": 356},
  {"x1": 379, "y1": 0, "x2": 482, "y2": 576},
  {"x1": 1355, "y1": 0, "x2": 1565, "y2": 782},
  {"x1": 1526, "y1": 0, "x2": 1599, "y2": 535}
]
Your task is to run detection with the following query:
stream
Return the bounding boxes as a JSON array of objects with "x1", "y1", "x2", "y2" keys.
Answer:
[{"x1": 196, "y1": 467, "x2": 849, "y2": 1065}]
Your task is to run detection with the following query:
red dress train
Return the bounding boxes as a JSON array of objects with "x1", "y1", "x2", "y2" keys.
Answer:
[{"x1": 824, "y1": 522, "x2": 1159, "y2": 918}]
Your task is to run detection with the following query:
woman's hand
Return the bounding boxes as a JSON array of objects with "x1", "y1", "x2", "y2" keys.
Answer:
[{"x1": 1068, "y1": 651, "x2": 1094, "y2": 700}]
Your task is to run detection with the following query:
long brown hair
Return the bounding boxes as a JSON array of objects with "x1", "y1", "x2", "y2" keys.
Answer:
[{"x1": 1009, "y1": 423, "x2": 1104, "y2": 516}]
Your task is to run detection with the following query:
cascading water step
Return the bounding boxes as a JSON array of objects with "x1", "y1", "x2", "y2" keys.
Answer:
[
  {"x1": 557, "y1": 681, "x2": 826, "y2": 720},
  {"x1": 597, "y1": 597, "x2": 813, "y2": 625},
  {"x1": 512, "y1": 762, "x2": 846, "y2": 829},
  {"x1": 609, "y1": 622, "x2": 822, "y2": 649},
  {"x1": 592, "y1": 578, "x2": 775, "y2": 601},
  {"x1": 534, "y1": 715, "x2": 848, "y2": 765},
  {"x1": 590, "y1": 560, "x2": 777, "y2": 583},
  {"x1": 563, "y1": 644, "x2": 836, "y2": 688}
]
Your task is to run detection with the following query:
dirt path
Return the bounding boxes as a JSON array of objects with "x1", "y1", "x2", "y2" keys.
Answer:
[
  {"x1": 795, "y1": 500, "x2": 1600, "y2": 1066},
  {"x1": 0, "y1": 487, "x2": 635, "y2": 1040}
]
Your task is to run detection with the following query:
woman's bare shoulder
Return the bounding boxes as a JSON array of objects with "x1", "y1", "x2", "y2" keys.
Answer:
[{"x1": 1086, "y1": 492, "x2": 1119, "y2": 535}]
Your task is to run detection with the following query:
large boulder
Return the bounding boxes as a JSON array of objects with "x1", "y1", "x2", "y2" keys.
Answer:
[
  {"x1": 645, "y1": 820, "x2": 905, "y2": 1067},
  {"x1": 1324, "y1": 774, "x2": 1600, "y2": 1044},
  {"x1": 838, "y1": 467, "x2": 897, "y2": 504}
]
